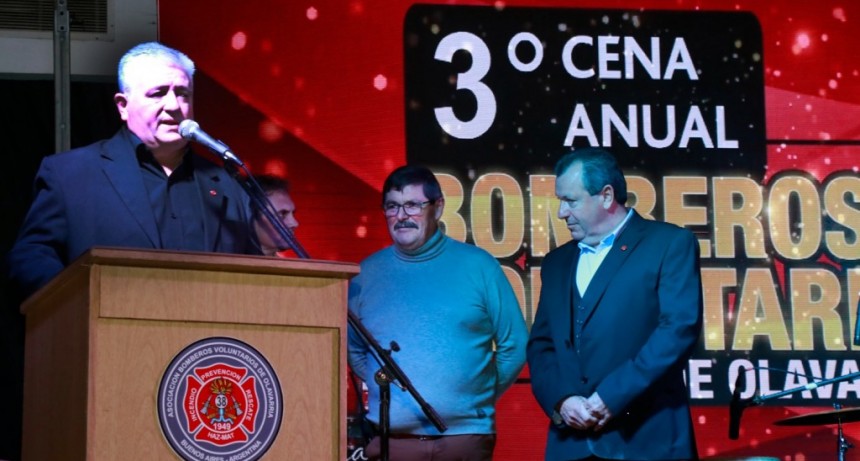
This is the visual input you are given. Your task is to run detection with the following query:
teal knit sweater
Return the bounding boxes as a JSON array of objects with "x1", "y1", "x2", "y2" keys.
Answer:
[{"x1": 348, "y1": 230, "x2": 528, "y2": 435}]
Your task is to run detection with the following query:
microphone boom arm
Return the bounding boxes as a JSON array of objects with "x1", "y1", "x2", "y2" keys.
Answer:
[
  {"x1": 729, "y1": 367, "x2": 860, "y2": 440},
  {"x1": 240, "y1": 172, "x2": 309, "y2": 258},
  {"x1": 750, "y1": 370, "x2": 860, "y2": 406},
  {"x1": 224, "y1": 162, "x2": 309, "y2": 258}
]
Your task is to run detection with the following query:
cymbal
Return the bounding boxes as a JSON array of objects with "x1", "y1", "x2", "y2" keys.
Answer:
[{"x1": 774, "y1": 407, "x2": 860, "y2": 426}]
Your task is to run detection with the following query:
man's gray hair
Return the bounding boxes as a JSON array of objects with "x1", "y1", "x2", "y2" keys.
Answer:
[{"x1": 117, "y1": 41, "x2": 195, "y2": 92}]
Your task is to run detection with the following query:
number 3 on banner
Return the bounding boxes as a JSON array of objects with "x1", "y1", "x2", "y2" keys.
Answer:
[{"x1": 434, "y1": 32, "x2": 496, "y2": 139}]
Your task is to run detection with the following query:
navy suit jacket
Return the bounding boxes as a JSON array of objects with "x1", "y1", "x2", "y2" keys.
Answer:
[
  {"x1": 8, "y1": 128, "x2": 260, "y2": 296},
  {"x1": 527, "y1": 211, "x2": 703, "y2": 461}
]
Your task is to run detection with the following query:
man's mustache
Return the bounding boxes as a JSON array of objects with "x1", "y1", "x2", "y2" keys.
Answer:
[{"x1": 394, "y1": 221, "x2": 419, "y2": 230}]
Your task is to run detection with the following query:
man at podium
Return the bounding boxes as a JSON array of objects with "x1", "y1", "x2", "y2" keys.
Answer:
[
  {"x1": 347, "y1": 165, "x2": 528, "y2": 461},
  {"x1": 7, "y1": 41, "x2": 260, "y2": 297}
]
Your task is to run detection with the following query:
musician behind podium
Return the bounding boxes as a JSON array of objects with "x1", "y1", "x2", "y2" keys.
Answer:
[
  {"x1": 346, "y1": 165, "x2": 528, "y2": 461},
  {"x1": 251, "y1": 174, "x2": 300, "y2": 257},
  {"x1": 7, "y1": 41, "x2": 260, "y2": 299}
]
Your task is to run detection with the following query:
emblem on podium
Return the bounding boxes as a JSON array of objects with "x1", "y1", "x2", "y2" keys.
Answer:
[{"x1": 158, "y1": 337, "x2": 283, "y2": 461}]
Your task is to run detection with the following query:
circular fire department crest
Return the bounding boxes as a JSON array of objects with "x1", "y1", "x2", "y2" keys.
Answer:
[{"x1": 157, "y1": 337, "x2": 283, "y2": 461}]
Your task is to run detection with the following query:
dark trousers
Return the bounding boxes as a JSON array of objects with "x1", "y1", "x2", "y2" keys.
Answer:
[{"x1": 364, "y1": 434, "x2": 495, "y2": 461}]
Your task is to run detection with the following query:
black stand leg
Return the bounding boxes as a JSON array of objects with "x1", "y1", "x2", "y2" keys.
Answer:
[
  {"x1": 375, "y1": 368, "x2": 392, "y2": 461},
  {"x1": 833, "y1": 403, "x2": 853, "y2": 461}
]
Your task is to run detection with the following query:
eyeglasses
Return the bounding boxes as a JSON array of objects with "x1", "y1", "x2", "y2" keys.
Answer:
[{"x1": 383, "y1": 200, "x2": 434, "y2": 217}]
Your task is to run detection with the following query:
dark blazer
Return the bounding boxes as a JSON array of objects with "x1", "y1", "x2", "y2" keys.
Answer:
[
  {"x1": 8, "y1": 128, "x2": 260, "y2": 296},
  {"x1": 528, "y1": 211, "x2": 703, "y2": 461}
]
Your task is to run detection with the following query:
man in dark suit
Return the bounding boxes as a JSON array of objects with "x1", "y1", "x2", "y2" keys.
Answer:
[
  {"x1": 8, "y1": 42, "x2": 259, "y2": 297},
  {"x1": 527, "y1": 148, "x2": 703, "y2": 461}
]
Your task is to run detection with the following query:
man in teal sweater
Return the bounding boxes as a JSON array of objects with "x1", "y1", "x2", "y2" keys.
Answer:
[{"x1": 348, "y1": 165, "x2": 528, "y2": 461}]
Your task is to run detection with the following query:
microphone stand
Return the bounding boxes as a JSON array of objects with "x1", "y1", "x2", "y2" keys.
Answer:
[
  {"x1": 213, "y1": 148, "x2": 447, "y2": 461},
  {"x1": 735, "y1": 369, "x2": 860, "y2": 461},
  {"x1": 346, "y1": 309, "x2": 448, "y2": 461}
]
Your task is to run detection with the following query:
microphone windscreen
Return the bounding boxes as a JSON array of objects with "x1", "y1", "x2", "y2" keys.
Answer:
[{"x1": 178, "y1": 119, "x2": 198, "y2": 139}]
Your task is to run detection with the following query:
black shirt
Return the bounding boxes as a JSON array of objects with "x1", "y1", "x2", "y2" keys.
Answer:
[{"x1": 134, "y1": 139, "x2": 206, "y2": 251}]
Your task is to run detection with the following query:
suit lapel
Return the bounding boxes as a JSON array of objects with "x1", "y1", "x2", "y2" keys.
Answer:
[
  {"x1": 98, "y1": 133, "x2": 241, "y2": 252},
  {"x1": 577, "y1": 212, "x2": 648, "y2": 327},
  {"x1": 545, "y1": 242, "x2": 579, "y2": 343},
  {"x1": 100, "y1": 131, "x2": 160, "y2": 247}
]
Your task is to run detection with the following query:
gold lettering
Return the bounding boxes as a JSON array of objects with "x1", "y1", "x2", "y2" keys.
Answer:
[
  {"x1": 849, "y1": 268, "x2": 860, "y2": 351},
  {"x1": 435, "y1": 173, "x2": 467, "y2": 242},
  {"x1": 768, "y1": 175, "x2": 821, "y2": 260},
  {"x1": 713, "y1": 177, "x2": 766, "y2": 259},
  {"x1": 664, "y1": 176, "x2": 710, "y2": 257},
  {"x1": 530, "y1": 266, "x2": 542, "y2": 329},
  {"x1": 471, "y1": 173, "x2": 524, "y2": 257},
  {"x1": 626, "y1": 175, "x2": 656, "y2": 220},
  {"x1": 824, "y1": 176, "x2": 860, "y2": 260},
  {"x1": 701, "y1": 268, "x2": 737, "y2": 351},
  {"x1": 733, "y1": 268, "x2": 791, "y2": 350},
  {"x1": 789, "y1": 268, "x2": 844, "y2": 351},
  {"x1": 529, "y1": 175, "x2": 570, "y2": 257},
  {"x1": 502, "y1": 265, "x2": 528, "y2": 326}
]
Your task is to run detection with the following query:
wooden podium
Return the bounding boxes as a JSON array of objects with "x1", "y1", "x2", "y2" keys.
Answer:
[{"x1": 20, "y1": 247, "x2": 359, "y2": 460}]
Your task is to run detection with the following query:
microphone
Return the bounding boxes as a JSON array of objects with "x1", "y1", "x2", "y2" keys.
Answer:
[
  {"x1": 178, "y1": 119, "x2": 245, "y2": 167},
  {"x1": 854, "y1": 297, "x2": 860, "y2": 346},
  {"x1": 728, "y1": 367, "x2": 747, "y2": 440}
]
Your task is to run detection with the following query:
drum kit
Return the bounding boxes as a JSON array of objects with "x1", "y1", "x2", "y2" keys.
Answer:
[
  {"x1": 773, "y1": 404, "x2": 860, "y2": 461},
  {"x1": 728, "y1": 365, "x2": 860, "y2": 461}
]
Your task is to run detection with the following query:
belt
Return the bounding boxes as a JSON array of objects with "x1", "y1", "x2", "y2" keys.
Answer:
[{"x1": 388, "y1": 433, "x2": 443, "y2": 441}]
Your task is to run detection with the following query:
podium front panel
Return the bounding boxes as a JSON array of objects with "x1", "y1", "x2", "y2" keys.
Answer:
[{"x1": 21, "y1": 249, "x2": 355, "y2": 461}]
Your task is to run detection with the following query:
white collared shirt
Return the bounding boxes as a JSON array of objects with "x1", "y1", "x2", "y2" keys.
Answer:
[{"x1": 575, "y1": 209, "x2": 633, "y2": 296}]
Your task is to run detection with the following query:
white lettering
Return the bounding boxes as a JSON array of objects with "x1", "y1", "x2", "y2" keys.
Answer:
[
  {"x1": 565, "y1": 103, "x2": 737, "y2": 149},
  {"x1": 562, "y1": 34, "x2": 699, "y2": 80}
]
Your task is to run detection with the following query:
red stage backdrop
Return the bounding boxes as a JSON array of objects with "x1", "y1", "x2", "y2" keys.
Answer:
[{"x1": 160, "y1": 1, "x2": 860, "y2": 459}]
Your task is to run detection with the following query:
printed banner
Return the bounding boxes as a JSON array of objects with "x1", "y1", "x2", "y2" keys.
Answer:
[{"x1": 404, "y1": 4, "x2": 860, "y2": 406}]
